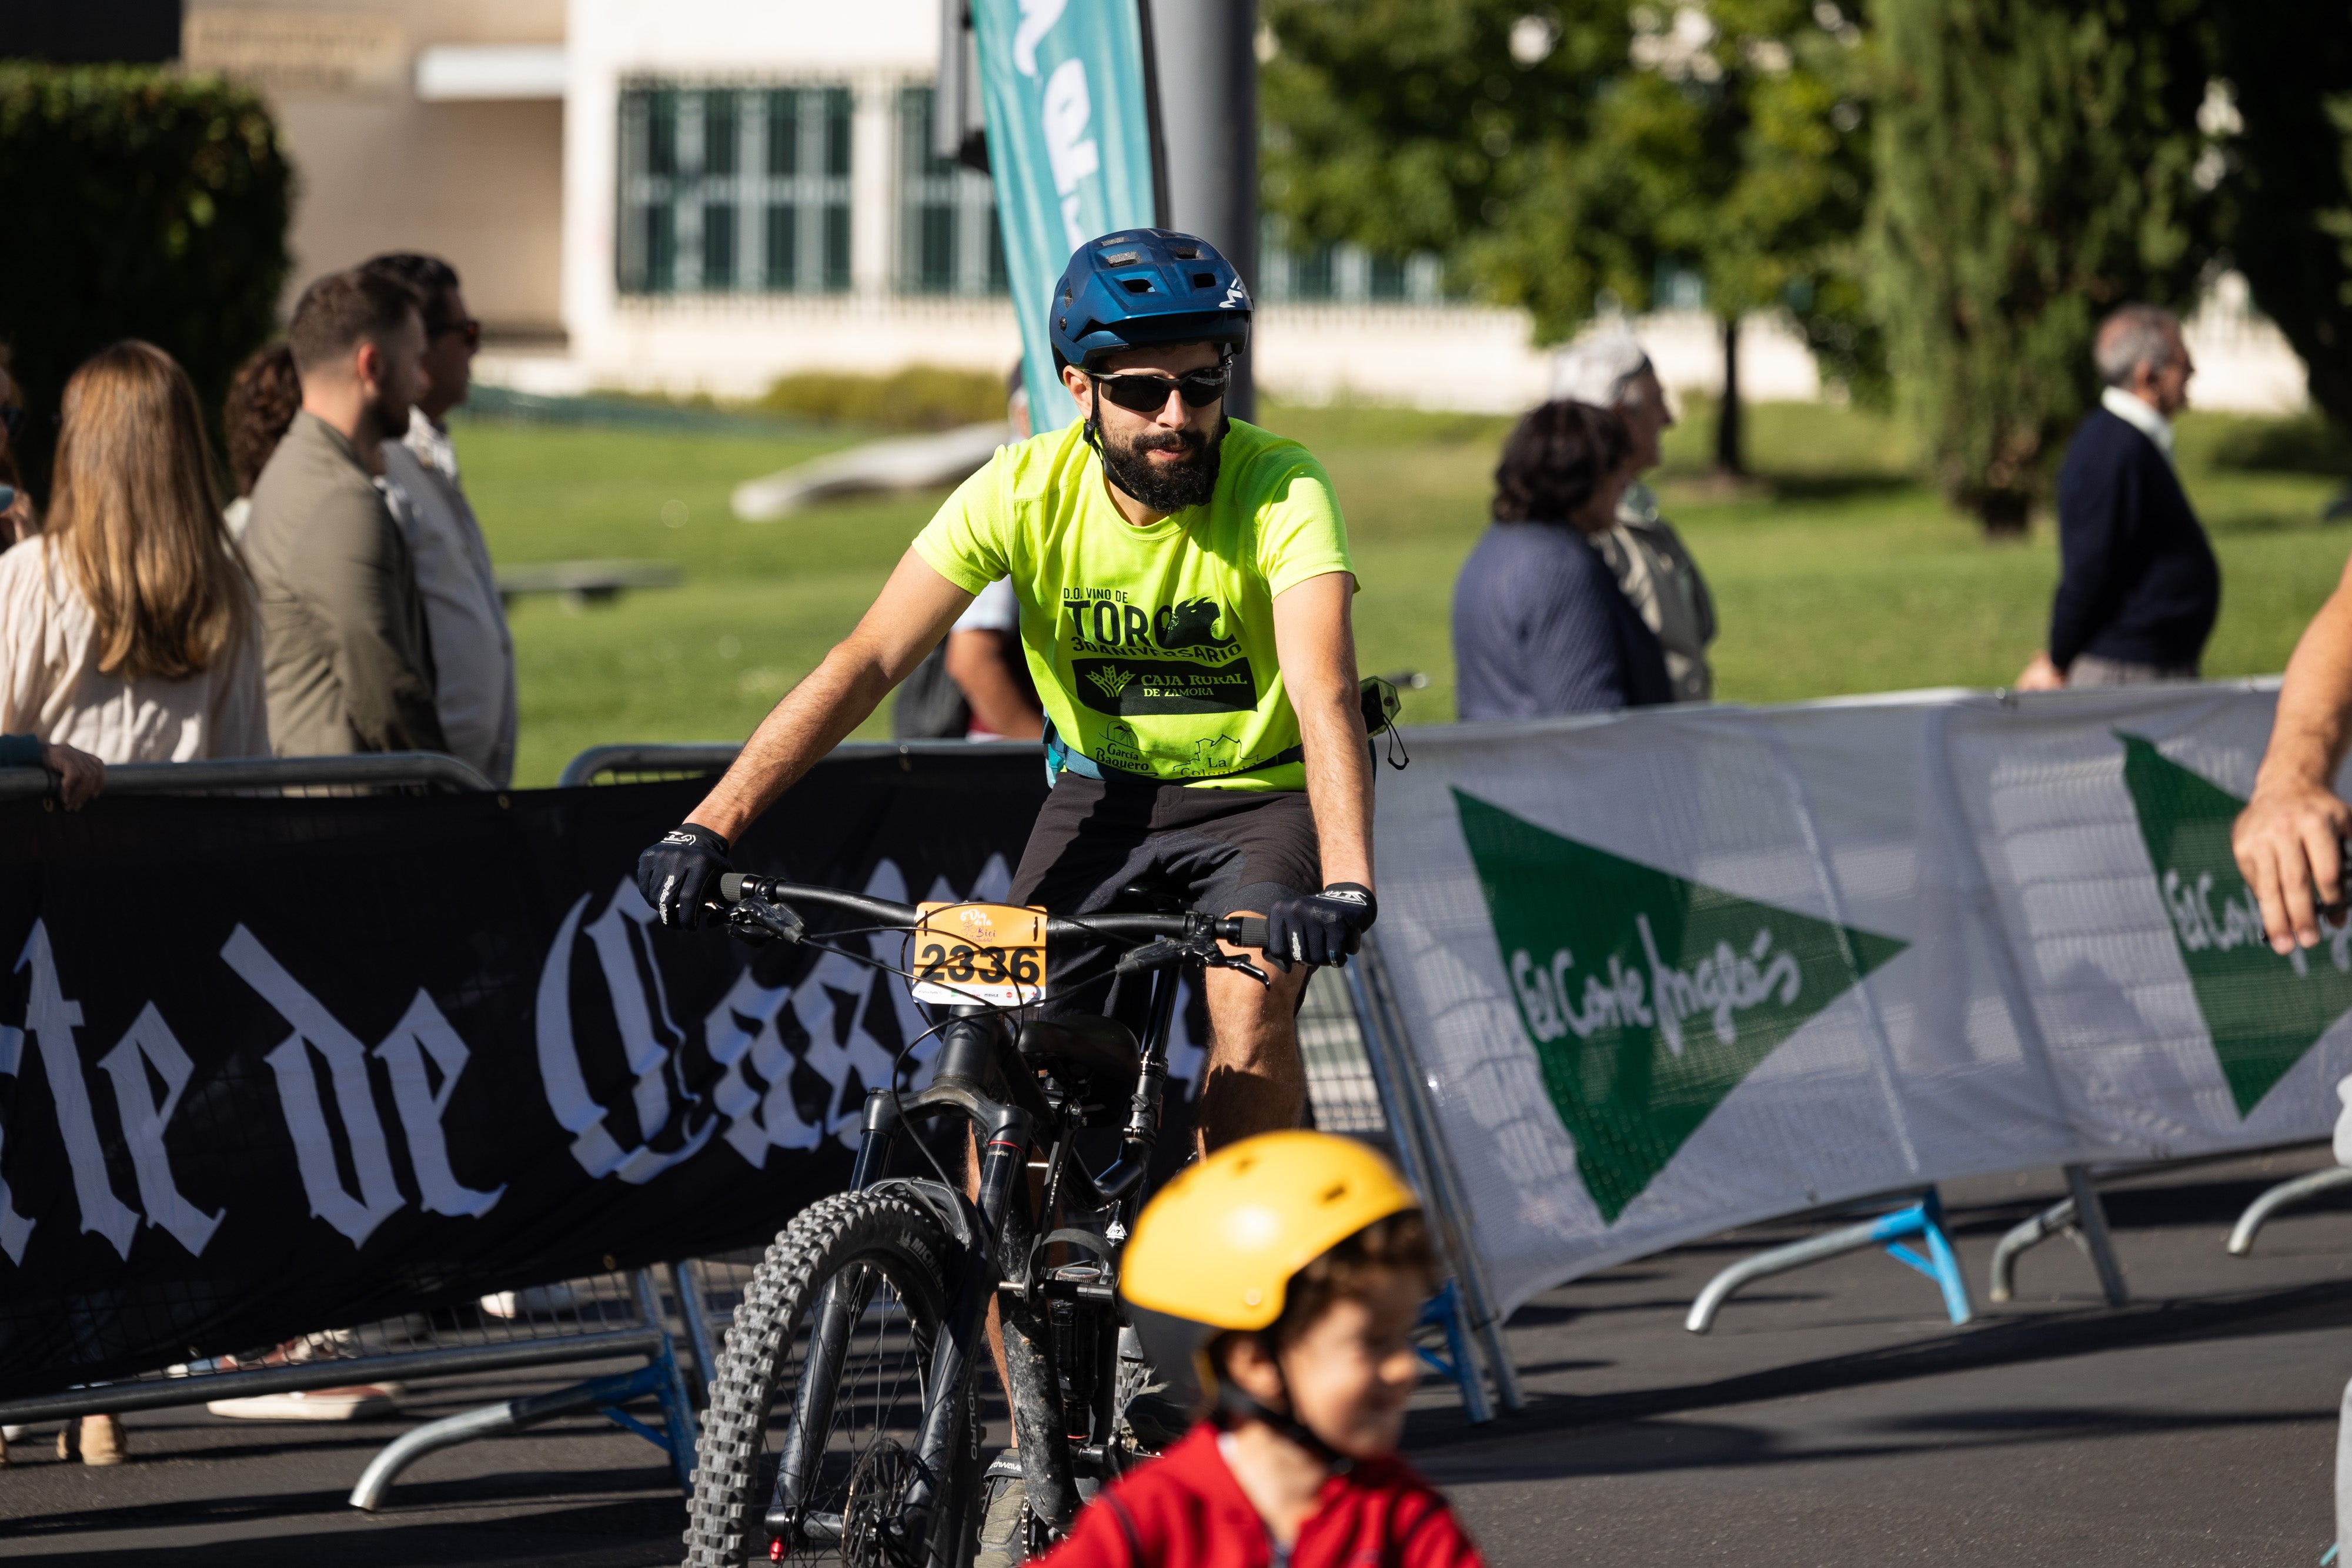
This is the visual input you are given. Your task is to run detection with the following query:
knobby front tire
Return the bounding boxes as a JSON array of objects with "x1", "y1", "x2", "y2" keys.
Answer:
[{"x1": 683, "y1": 1191, "x2": 967, "y2": 1568}]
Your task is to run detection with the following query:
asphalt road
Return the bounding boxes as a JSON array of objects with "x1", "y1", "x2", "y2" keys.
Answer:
[{"x1": 6, "y1": 1150, "x2": 2350, "y2": 1566}]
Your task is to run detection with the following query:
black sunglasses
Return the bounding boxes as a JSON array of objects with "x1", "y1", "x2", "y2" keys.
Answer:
[{"x1": 1089, "y1": 365, "x2": 1229, "y2": 414}]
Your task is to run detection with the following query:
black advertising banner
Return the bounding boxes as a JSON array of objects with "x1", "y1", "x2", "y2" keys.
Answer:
[{"x1": 0, "y1": 750, "x2": 1146, "y2": 1402}]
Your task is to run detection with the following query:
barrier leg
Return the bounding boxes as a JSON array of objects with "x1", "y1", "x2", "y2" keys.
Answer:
[
  {"x1": 1688, "y1": 1191, "x2": 1971, "y2": 1333},
  {"x1": 1988, "y1": 1197, "x2": 2074, "y2": 1303},
  {"x1": 1347, "y1": 942, "x2": 1525, "y2": 1416},
  {"x1": 349, "y1": 1275, "x2": 700, "y2": 1512},
  {"x1": 1986, "y1": 1168, "x2": 2128, "y2": 1305},
  {"x1": 1875, "y1": 1190, "x2": 1973, "y2": 1326},
  {"x1": 2064, "y1": 1165, "x2": 2129, "y2": 1306},
  {"x1": 633, "y1": 1269, "x2": 700, "y2": 1491},
  {"x1": 2228, "y1": 1166, "x2": 2352, "y2": 1256},
  {"x1": 669, "y1": 1259, "x2": 721, "y2": 1405},
  {"x1": 349, "y1": 1362, "x2": 675, "y2": 1511},
  {"x1": 1413, "y1": 1282, "x2": 1492, "y2": 1426}
]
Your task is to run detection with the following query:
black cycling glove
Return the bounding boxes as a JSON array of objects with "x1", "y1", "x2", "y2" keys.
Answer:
[
  {"x1": 637, "y1": 823, "x2": 732, "y2": 929},
  {"x1": 1264, "y1": 882, "x2": 1378, "y2": 969}
]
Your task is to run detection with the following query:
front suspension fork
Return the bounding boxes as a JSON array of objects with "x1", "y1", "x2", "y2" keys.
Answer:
[
  {"x1": 896, "y1": 1099, "x2": 1034, "y2": 1540},
  {"x1": 767, "y1": 1090, "x2": 907, "y2": 1534}
]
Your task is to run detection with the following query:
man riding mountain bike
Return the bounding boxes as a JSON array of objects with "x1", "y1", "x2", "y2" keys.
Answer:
[{"x1": 636, "y1": 226, "x2": 1375, "y2": 1151}]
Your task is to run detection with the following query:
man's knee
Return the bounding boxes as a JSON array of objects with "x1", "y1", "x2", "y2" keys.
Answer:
[{"x1": 1204, "y1": 952, "x2": 1307, "y2": 1046}]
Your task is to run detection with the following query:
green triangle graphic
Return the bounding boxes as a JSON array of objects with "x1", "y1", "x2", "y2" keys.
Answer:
[
  {"x1": 1454, "y1": 789, "x2": 1907, "y2": 1224},
  {"x1": 2117, "y1": 733, "x2": 2352, "y2": 1117}
]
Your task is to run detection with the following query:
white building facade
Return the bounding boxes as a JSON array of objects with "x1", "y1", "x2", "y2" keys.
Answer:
[{"x1": 216, "y1": 0, "x2": 2313, "y2": 414}]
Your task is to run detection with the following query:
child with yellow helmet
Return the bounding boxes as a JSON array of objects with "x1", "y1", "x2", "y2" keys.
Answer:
[{"x1": 1034, "y1": 1130, "x2": 1488, "y2": 1568}]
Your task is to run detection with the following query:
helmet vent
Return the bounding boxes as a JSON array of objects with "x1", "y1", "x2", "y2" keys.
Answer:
[
  {"x1": 1101, "y1": 249, "x2": 1141, "y2": 266},
  {"x1": 1171, "y1": 245, "x2": 1201, "y2": 259},
  {"x1": 1192, "y1": 272, "x2": 1217, "y2": 289},
  {"x1": 1321, "y1": 1182, "x2": 1348, "y2": 1203},
  {"x1": 1119, "y1": 276, "x2": 1155, "y2": 294}
]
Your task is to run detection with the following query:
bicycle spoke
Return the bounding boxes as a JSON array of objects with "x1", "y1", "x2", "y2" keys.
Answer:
[{"x1": 763, "y1": 1262, "x2": 934, "y2": 1567}]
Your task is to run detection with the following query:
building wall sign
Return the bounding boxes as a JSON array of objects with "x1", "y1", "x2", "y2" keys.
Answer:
[{"x1": 183, "y1": 9, "x2": 406, "y2": 96}]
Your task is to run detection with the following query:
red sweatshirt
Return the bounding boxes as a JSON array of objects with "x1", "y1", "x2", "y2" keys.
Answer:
[{"x1": 1037, "y1": 1424, "x2": 1486, "y2": 1568}]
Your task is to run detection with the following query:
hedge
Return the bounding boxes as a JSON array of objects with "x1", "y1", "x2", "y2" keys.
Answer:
[{"x1": 0, "y1": 66, "x2": 292, "y2": 495}]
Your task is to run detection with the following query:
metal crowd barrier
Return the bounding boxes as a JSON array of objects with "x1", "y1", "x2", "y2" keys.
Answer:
[
  {"x1": 0, "y1": 1264, "x2": 706, "y2": 1507},
  {"x1": 2, "y1": 741, "x2": 1512, "y2": 1471},
  {"x1": 2229, "y1": 1160, "x2": 2352, "y2": 1256},
  {"x1": 1347, "y1": 935, "x2": 1526, "y2": 1417},
  {"x1": 554, "y1": 737, "x2": 1040, "y2": 787},
  {"x1": 1989, "y1": 1141, "x2": 2340, "y2": 1295},
  {"x1": 1986, "y1": 1165, "x2": 2129, "y2": 1305},
  {"x1": 0, "y1": 750, "x2": 497, "y2": 803},
  {"x1": 0, "y1": 750, "x2": 709, "y2": 1504},
  {"x1": 1688, "y1": 1189, "x2": 1975, "y2": 1333}
]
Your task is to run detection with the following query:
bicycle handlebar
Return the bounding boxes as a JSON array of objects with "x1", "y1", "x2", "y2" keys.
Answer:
[{"x1": 715, "y1": 873, "x2": 1268, "y2": 953}]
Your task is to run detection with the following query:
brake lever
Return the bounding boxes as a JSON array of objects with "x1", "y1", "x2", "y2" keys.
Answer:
[
  {"x1": 1114, "y1": 937, "x2": 1185, "y2": 975},
  {"x1": 726, "y1": 895, "x2": 806, "y2": 947},
  {"x1": 1199, "y1": 947, "x2": 1271, "y2": 988}
]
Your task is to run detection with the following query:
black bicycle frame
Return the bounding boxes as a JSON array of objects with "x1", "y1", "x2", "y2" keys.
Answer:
[{"x1": 764, "y1": 947, "x2": 1192, "y2": 1559}]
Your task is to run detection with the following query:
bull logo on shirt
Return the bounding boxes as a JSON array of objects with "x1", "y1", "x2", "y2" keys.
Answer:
[{"x1": 1153, "y1": 598, "x2": 1238, "y2": 651}]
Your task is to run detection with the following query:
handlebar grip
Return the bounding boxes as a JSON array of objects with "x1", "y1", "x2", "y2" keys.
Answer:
[
  {"x1": 716, "y1": 872, "x2": 749, "y2": 904},
  {"x1": 1226, "y1": 915, "x2": 1269, "y2": 952}
]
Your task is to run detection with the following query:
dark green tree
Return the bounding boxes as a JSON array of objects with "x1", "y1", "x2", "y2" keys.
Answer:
[
  {"x1": 1867, "y1": 0, "x2": 2220, "y2": 533},
  {"x1": 1259, "y1": 2, "x2": 1631, "y2": 271},
  {"x1": 2210, "y1": 10, "x2": 2352, "y2": 454},
  {"x1": 1261, "y1": 0, "x2": 1876, "y2": 473},
  {"x1": 0, "y1": 67, "x2": 293, "y2": 496}
]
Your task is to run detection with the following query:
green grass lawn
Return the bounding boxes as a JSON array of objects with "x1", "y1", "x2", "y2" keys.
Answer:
[{"x1": 455, "y1": 399, "x2": 2350, "y2": 786}]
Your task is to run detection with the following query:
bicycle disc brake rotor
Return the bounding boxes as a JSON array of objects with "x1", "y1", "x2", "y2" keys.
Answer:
[{"x1": 839, "y1": 1437, "x2": 921, "y2": 1568}]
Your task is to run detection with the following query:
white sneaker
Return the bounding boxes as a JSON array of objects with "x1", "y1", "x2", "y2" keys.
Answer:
[{"x1": 206, "y1": 1385, "x2": 399, "y2": 1421}]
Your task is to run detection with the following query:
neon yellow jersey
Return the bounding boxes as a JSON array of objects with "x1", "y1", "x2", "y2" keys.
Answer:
[{"x1": 912, "y1": 418, "x2": 1355, "y2": 791}]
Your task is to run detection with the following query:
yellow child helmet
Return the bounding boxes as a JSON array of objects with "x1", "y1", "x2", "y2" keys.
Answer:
[{"x1": 1120, "y1": 1130, "x2": 1421, "y2": 1435}]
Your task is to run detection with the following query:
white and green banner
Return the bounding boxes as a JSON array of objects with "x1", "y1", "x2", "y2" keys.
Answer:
[
  {"x1": 970, "y1": 0, "x2": 1161, "y2": 432},
  {"x1": 1374, "y1": 684, "x2": 2352, "y2": 1316}
]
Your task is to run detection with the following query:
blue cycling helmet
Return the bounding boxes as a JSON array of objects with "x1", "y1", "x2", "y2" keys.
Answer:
[{"x1": 1050, "y1": 229, "x2": 1251, "y2": 372}]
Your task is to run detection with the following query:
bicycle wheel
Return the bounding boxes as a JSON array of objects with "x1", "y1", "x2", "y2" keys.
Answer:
[{"x1": 684, "y1": 1191, "x2": 970, "y2": 1568}]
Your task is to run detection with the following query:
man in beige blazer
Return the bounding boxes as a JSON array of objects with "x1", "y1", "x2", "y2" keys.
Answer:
[{"x1": 244, "y1": 269, "x2": 447, "y2": 758}]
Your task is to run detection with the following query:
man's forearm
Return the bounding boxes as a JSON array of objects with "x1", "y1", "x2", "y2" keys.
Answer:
[
  {"x1": 2256, "y1": 587, "x2": 2352, "y2": 797},
  {"x1": 687, "y1": 646, "x2": 893, "y2": 841},
  {"x1": 1299, "y1": 686, "x2": 1374, "y2": 890}
]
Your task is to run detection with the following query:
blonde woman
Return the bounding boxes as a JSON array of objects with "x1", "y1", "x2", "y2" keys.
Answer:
[{"x1": 0, "y1": 340, "x2": 267, "y2": 764}]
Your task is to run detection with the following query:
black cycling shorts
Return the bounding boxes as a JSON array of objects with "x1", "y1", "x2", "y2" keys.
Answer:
[{"x1": 1007, "y1": 775, "x2": 1322, "y2": 920}]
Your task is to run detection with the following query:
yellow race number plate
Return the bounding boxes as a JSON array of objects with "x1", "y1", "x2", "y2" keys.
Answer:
[{"x1": 910, "y1": 902, "x2": 1047, "y2": 1008}]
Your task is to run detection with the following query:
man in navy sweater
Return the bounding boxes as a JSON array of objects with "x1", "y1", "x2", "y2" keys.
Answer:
[{"x1": 2016, "y1": 305, "x2": 2218, "y2": 690}]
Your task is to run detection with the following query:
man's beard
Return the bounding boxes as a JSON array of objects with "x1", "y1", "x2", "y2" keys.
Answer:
[
  {"x1": 1099, "y1": 414, "x2": 1228, "y2": 513},
  {"x1": 367, "y1": 386, "x2": 415, "y2": 440}
]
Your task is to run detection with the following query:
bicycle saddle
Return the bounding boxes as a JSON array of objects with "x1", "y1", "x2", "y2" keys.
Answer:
[{"x1": 1016, "y1": 1012, "x2": 1141, "y2": 1101}]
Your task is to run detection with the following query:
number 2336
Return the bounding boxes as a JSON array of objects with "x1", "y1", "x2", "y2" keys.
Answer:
[{"x1": 916, "y1": 942, "x2": 1041, "y2": 985}]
